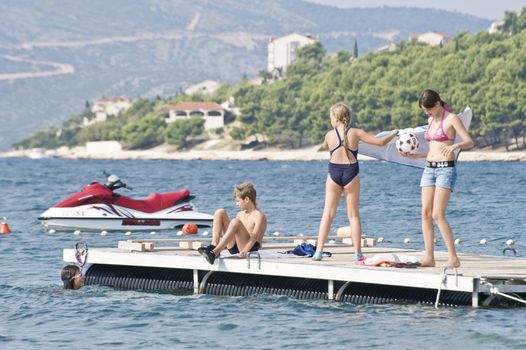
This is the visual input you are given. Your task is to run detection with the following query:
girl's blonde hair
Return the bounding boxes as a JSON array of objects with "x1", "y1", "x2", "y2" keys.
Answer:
[{"x1": 330, "y1": 103, "x2": 353, "y2": 163}]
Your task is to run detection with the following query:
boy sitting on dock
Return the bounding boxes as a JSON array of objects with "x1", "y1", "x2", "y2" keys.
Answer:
[{"x1": 198, "y1": 182, "x2": 267, "y2": 265}]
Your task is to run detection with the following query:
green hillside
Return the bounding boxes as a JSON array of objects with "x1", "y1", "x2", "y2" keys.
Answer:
[
  {"x1": 0, "y1": 0, "x2": 490, "y2": 151},
  {"x1": 15, "y1": 9, "x2": 526, "y2": 151}
]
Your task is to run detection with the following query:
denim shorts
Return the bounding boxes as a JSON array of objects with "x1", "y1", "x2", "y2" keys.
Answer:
[{"x1": 420, "y1": 166, "x2": 457, "y2": 191}]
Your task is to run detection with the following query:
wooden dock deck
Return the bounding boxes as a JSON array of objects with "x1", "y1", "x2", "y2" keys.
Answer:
[{"x1": 63, "y1": 238, "x2": 526, "y2": 308}]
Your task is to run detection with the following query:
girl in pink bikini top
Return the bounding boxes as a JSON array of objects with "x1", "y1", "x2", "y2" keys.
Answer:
[{"x1": 424, "y1": 104, "x2": 454, "y2": 142}]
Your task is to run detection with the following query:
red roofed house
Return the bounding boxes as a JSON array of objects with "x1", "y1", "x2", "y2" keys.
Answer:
[{"x1": 164, "y1": 102, "x2": 224, "y2": 130}]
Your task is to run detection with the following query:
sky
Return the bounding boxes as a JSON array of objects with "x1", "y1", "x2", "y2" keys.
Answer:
[{"x1": 307, "y1": 0, "x2": 526, "y2": 20}]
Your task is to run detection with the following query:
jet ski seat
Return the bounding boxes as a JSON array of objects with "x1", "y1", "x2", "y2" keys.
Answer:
[
  {"x1": 142, "y1": 189, "x2": 190, "y2": 212},
  {"x1": 114, "y1": 189, "x2": 191, "y2": 213}
]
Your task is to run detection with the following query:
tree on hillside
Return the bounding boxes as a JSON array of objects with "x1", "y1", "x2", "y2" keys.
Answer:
[
  {"x1": 286, "y1": 42, "x2": 326, "y2": 77},
  {"x1": 258, "y1": 70, "x2": 273, "y2": 83},
  {"x1": 336, "y1": 51, "x2": 352, "y2": 63},
  {"x1": 114, "y1": 113, "x2": 165, "y2": 149},
  {"x1": 63, "y1": 106, "x2": 94, "y2": 128},
  {"x1": 500, "y1": 8, "x2": 526, "y2": 34},
  {"x1": 123, "y1": 98, "x2": 155, "y2": 121},
  {"x1": 14, "y1": 127, "x2": 67, "y2": 150},
  {"x1": 77, "y1": 120, "x2": 119, "y2": 144},
  {"x1": 164, "y1": 116, "x2": 205, "y2": 148}
]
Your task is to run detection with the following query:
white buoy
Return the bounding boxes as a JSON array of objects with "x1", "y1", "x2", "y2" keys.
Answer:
[
  {"x1": 150, "y1": 231, "x2": 156, "y2": 235},
  {"x1": 48, "y1": 229, "x2": 56, "y2": 234},
  {"x1": 329, "y1": 239, "x2": 336, "y2": 244},
  {"x1": 299, "y1": 233, "x2": 304, "y2": 237},
  {"x1": 479, "y1": 239, "x2": 487, "y2": 245},
  {"x1": 377, "y1": 237, "x2": 384, "y2": 243},
  {"x1": 454, "y1": 238, "x2": 462, "y2": 245},
  {"x1": 73, "y1": 230, "x2": 81, "y2": 236},
  {"x1": 404, "y1": 238, "x2": 411, "y2": 244},
  {"x1": 176, "y1": 230, "x2": 183, "y2": 236},
  {"x1": 506, "y1": 239, "x2": 515, "y2": 246},
  {"x1": 125, "y1": 231, "x2": 132, "y2": 236},
  {"x1": 100, "y1": 231, "x2": 107, "y2": 236},
  {"x1": 273, "y1": 231, "x2": 280, "y2": 236},
  {"x1": 202, "y1": 231, "x2": 209, "y2": 236}
]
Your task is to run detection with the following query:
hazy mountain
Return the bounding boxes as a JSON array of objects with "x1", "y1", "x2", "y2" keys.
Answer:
[{"x1": 0, "y1": 0, "x2": 491, "y2": 150}]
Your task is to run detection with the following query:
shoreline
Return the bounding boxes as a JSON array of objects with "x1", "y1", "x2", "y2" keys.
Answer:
[{"x1": 2, "y1": 145, "x2": 526, "y2": 162}]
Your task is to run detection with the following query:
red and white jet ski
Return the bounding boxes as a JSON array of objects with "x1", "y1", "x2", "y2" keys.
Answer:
[{"x1": 38, "y1": 174, "x2": 213, "y2": 231}]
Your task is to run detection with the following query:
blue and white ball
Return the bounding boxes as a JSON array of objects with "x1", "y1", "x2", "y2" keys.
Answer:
[{"x1": 396, "y1": 133, "x2": 420, "y2": 154}]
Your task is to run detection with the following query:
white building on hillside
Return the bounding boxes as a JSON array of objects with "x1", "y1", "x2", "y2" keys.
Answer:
[
  {"x1": 221, "y1": 96, "x2": 241, "y2": 117},
  {"x1": 488, "y1": 20, "x2": 504, "y2": 34},
  {"x1": 184, "y1": 80, "x2": 222, "y2": 95},
  {"x1": 376, "y1": 43, "x2": 397, "y2": 53},
  {"x1": 86, "y1": 97, "x2": 132, "y2": 126},
  {"x1": 410, "y1": 31, "x2": 452, "y2": 46},
  {"x1": 164, "y1": 102, "x2": 224, "y2": 130},
  {"x1": 267, "y1": 33, "x2": 318, "y2": 73}
]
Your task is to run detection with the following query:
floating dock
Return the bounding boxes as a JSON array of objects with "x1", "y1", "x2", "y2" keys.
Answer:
[{"x1": 63, "y1": 237, "x2": 526, "y2": 308}]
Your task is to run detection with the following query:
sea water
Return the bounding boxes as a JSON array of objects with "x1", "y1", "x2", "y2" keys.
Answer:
[{"x1": 0, "y1": 157, "x2": 525, "y2": 349}]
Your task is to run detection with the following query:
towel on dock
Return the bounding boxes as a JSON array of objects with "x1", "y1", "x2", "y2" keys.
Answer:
[
  {"x1": 282, "y1": 243, "x2": 332, "y2": 258},
  {"x1": 357, "y1": 253, "x2": 421, "y2": 268}
]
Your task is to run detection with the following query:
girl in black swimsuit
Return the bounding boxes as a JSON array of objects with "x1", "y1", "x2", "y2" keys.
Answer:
[
  {"x1": 328, "y1": 127, "x2": 360, "y2": 187},
  {"x1": 313, "y1": 103, "x2": 398, "y2": 261}
]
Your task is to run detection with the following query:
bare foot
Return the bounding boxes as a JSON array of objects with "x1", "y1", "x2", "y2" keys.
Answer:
[
  {"x1": 420, "y1": 258, "x2": 436, "y2": 267},
  {"x1": 443, "y1": 257, "x2": 461, "y2": 268}
]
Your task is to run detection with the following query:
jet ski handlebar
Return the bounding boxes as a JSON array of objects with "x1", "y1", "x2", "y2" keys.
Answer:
[{"x1": 104, "y1": 173, "x2": 132, "y2": 191}]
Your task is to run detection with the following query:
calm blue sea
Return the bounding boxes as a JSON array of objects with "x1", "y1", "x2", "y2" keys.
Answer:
[{"x1": 0, "y1": 157, "x2": 525, "y2": 349}]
